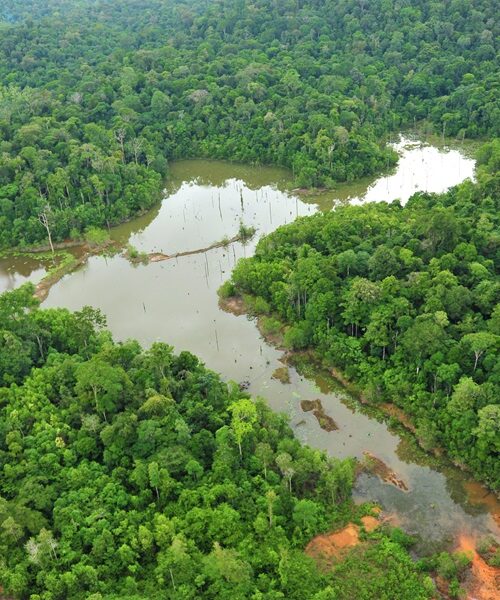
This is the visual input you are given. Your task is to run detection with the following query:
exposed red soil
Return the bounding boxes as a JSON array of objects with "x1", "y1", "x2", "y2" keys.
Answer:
[
  {"x1": 456, "y1": 535, "x2": 500, "y2": 600},
  {"x1": 305, "y1": 516, "x2": 380, "y2": 568},
  {"x1": 361, "y1": 515, "x2": 380, "y2": 532}
]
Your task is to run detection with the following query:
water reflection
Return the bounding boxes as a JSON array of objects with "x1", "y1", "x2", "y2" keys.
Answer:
[
  {"x1": 2, "y1": 136, "x2": 497, "y2": 543},
  {"x1": 0, "y1": 256, "x2": 49, "y2": 292},
  {"x1": 164, "y1": 160, "x2": 291, "y2": 193},
  {"x1": 301, "y1": 136, "x2": 476, "y2": 211}
]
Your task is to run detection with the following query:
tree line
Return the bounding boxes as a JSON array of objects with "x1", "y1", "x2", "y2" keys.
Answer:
[
  {"x1": 224, "y1": 141, "x2": 500, "y2": 490},
  {"x1": 0, "y1": 0, "x2": 498, "y2": 248}
]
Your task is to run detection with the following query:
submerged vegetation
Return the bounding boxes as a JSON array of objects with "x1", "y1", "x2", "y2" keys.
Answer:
[
  {"x1": 238, "y1": 222, "x2": 257, "y2": 244},
  {"x1": 125, "y1": 244, "x2": 150, "y2": 265},
  {"x1": 0, "y1": 0, "x2": 498, "y2": 248},
  {"x1": 226, "y1": 149, "x2": 500, "y2": 490}
]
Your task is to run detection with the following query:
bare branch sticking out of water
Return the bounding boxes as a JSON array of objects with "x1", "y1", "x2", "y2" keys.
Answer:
[{"x1": 148, "y1": 231, "x2": 252, "y2": 263}]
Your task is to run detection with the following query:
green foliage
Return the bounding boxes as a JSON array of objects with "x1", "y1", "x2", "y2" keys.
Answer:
[
  {"x1": 127, "y1": 245, "x2": 140, "y2": 259},
  {"x1": 217, "y1": 280, "x2": 236, "y2": 300},
  {"x1": 324, "y1": 539, "x2": 431, "y2": 600},
  {"x1": 228, "y1": 397, "x2": 257, "y2": 457},
  {"x1": 126, "y1": 245, "x2": 149, "y2": 264},
  {"x1": 242, "y1": 293, "x2": 271, "y2": 315},
  {"x1": 490, "y1": 548, "x2": 500, "y2": 567},
  {"x1": 0, "y1": 287, "x2": 432, "y2": 599},
  {"x1": 0, "y1": 1, "x2": 497, "y2": 596},
  {"x1": 435, "y1": 551, "x2": 472, "y2": 580},
  {"x1": 476, "y1": 535, "x2": 500, "y2": 567},
  {"x1": 227, "y1": 161, "x2": 500, "y2": 489},
  {"x1": 238, "y1": 222, "x2": 257, "y2": 243},
  {"x1": 0, "y1": 0, "x2": 498, "y2": 248},
  {"x1": 84, "y1": 228, "x2": 110, "y2": 248},
  {"x1": 260, "y1": 316, "x2": 282, "y2": 336}
]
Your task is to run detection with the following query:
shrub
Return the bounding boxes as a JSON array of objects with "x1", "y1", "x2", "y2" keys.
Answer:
[{"x1": 218, "y1": 280, "x2": 236, "y2": 299}]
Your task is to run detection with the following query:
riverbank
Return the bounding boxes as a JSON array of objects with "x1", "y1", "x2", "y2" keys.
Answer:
[
  {"x1": 306, "y1": 512, "x2": 500, "y2": 600},
  {"x1": 3, "y1": 148, "x2": 491, "y2": 548},
  {"x1": 16, "y1": 229, "x2": 252, "y2": 303},
  {"x1": 0, "y1": 132, "x2": 478, "y2": 261},
  {"x1": 26, "y1": 241, "x2": 116, "y2": 302},
  {"x1": 0, "y1": 231, "x2": 122, "y2": 301},
  {"x1": 455, "y1": 535, "x2": 500, "y2": 600},
  {"x1": 219, "y1": 293, "x2": 500, "y2": 510}
]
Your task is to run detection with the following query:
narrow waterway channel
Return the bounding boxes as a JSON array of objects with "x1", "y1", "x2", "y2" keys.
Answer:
[{"x1": 2, "y1": 136, "x2": 497, "y2": 547}]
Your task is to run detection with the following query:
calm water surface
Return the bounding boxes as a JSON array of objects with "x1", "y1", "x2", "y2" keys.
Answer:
[
  {"x1": 0, "y1": 255, "x2": 49, "y2": 292},
  {"x1": 4, "y1": 137, "x2": 497, "y2": 545}
]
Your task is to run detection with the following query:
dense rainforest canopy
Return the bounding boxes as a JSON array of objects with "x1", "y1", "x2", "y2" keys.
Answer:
[
  {"x1": 225, "y1": 144, "x2": 500, "y2": 490},
  {"x1": 0, "y1": 0, "x2": 498, "y2": 247},
  {"x1": 0, "y1": 1, "x2": 498, "y2": 598},
  {"x1": 0, "y1": 286, "x2": 444, "y2": 600}
]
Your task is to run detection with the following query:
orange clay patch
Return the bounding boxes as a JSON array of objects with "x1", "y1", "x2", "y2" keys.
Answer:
[
  {"x1": 361, "y1": 515, "x2": 379, "y2": 532},
  {"x1": 305, "y1": 517, "x2": 380, "y2": 568},
  {"x1": 457, "y1": 534, "x2": 500, "y2": 600}
]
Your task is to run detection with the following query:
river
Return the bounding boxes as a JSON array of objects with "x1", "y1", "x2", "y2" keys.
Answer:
[{"x1": 2, "y1": 136, "x2": 498, "y2": 547}]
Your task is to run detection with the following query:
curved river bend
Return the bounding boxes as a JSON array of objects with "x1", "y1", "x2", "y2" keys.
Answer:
[{"x1": 2, "y1": 136, "x2": 498, "y2": 546}]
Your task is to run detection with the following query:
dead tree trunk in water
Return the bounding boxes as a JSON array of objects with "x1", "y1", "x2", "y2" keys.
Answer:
[{"x1": 39, "y1": 206, "x2": 55, "y2": 255}]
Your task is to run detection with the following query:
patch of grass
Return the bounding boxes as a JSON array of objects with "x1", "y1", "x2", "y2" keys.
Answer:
[
  {"x1": 272, "y1": 366, "x2": 290, "y2": 384},
  {"x1": 238, "y1": 221, "x2": 256, "y2": 242},
  {"x1": 126, "y1": 244, "x2": 149, "y2": 264},
  {"x1": 85, "y1": 227, "x2": 111, "y2": 247},
  {"x1": 476, "y1": 535, "x2": 500, "y2": 567},
  {"x1": 218, "y1": 280, "x2": 236, "y2": 299},
  {"x1": 260, "y1": 316, "x2": 282, "y2": 335},
  {"x1": 243, "y1": 294, "x2": 271, "y2": 315}
]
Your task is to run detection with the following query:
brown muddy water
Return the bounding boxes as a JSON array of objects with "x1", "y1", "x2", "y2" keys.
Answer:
[
  {"x1": 2, "y1": 136, "x2": 496, "y2": 547},
  {"x1": 0, "y1": 254, "x2": 49, "y2": 293}
]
